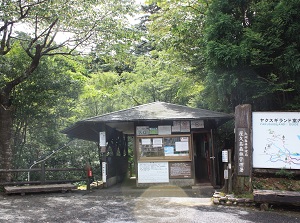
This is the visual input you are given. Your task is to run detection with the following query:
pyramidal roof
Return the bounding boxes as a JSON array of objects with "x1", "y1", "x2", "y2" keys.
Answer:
[
  {"x1": 82, "y1": 101, "x2": 232, "y2": 122},
  {"x1": 62, "y1": 101, "x2": 233, "y2": 141}
]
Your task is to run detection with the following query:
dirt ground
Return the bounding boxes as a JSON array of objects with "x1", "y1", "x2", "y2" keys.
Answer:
[
  {"x1": 1, "y1": 181, "x2": 300, "y2": 223},
  {"x1": 0, "y1": 181, "x2": 215, "y2": 223}
]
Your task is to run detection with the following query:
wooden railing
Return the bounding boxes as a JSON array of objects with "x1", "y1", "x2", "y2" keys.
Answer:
[{"x1": 0, "y1": 167, "x2": 86, "y2": 186}]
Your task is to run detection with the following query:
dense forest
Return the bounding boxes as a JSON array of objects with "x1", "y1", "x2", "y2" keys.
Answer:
[{"x1": 0, "y1": 0, "x2": 299, "y2": 181}]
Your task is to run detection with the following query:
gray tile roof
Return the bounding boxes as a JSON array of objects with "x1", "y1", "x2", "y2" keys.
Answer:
[
  {"x1": 62, "y1": 101, "x2": 233, "y2": 141},
  {"x1": 83, "y1": 101, "x2": 232, "y2": 121}
]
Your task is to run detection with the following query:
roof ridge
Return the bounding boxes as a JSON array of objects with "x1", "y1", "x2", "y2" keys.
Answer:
[{"x1": 81, "y1": 101, "x2": 164, "y2": 122}]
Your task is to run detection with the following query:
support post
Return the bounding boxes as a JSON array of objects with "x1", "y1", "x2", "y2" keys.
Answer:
[
  {"x1": 86, "y1": 163, "x2": 93, "y2": 191},
  {"x1": 228, "y1": 149, "x2": 233, "y2": 194},
  {"x1": 224, "y1": 161, "x2": 228, "y2": 193},
  {"x1": 101, "y1": 147, "x2": 107, "y2": 187},
  {"x1": 99, "y1": 130, "x2": 107, "y2": 187},
  {"x1": 41, "y1": 162, "x2": 45, "y2": 184}
]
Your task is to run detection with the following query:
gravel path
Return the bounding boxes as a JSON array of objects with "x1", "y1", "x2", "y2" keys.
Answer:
[{"x1": 1, "y1": 183, "x2": 299, "y2": 223}]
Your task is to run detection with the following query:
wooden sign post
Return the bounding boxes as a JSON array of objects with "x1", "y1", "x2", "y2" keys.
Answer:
[{"x1": 234, "y1": 104, "x2": 253, "y2": 193}]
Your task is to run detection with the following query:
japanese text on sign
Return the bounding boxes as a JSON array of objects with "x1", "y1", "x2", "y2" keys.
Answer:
[
  {"x1": 258, "y1": 117, "x2": 300, "y2": 126},
  {"x1": 237, "y1": 128, "x2": 250, "y2": 176}
]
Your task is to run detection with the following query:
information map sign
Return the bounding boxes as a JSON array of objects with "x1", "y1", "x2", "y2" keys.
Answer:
[{"x1": 253, "y1": 112, "x2": 300, "y2": 169}]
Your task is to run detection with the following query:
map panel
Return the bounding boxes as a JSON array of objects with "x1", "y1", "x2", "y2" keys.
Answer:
[{"x1": 253, "y1": 112, "x2": 300, "y2": 169}]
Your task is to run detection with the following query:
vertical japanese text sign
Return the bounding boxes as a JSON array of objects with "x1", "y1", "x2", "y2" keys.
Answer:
[
  {"x1": 236, "y1": 128, "x2": 250, "y2": 176},
  {"x1": 102, "y1": 162, "x2": 107, "y2": 183}
]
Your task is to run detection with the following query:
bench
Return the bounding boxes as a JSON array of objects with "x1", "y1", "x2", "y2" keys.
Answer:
[{"x1": 253, "y1": 189, "x2": 300, "y2": 210}]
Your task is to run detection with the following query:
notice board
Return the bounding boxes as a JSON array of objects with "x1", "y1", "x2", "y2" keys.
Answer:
[
  {"x1": 169, "y1": 162, "x2": 192, "y2": 179},
  {"x1": 138, "y1": 162, "x2": 169, "y2": 183}
]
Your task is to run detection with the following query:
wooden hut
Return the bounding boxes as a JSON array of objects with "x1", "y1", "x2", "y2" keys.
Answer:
[{"x1": 62, "y1": 102, "x2": 233, "y2": 188}]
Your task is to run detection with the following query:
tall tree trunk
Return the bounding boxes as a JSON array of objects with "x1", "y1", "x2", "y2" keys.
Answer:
[
  {"x1": 0, "y1": 93, "x2": 13, "y2": 182},
  {"x1": 0, "y1": 46, "x2": 41, "y2": 182}
]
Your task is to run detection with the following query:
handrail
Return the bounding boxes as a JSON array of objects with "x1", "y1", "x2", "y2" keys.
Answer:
[
  {"x1": 28, "y1": 139, "x2": 75, "y2": 181},
  {"x1": 0, "y1": 167, "x2": 83, "y2": 172}
]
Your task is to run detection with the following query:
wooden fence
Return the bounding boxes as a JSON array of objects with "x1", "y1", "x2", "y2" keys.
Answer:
[{"x1": 0, "y1": 166, "x2": 86, "y2": 186}]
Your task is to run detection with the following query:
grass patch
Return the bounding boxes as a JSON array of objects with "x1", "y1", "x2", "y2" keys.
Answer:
[
  {"x1": 235, "y1": 193, "x2": 254, "y2": 199},
  {"x1": 275, "y1": 169, "x2": 295, "y2": 180}
]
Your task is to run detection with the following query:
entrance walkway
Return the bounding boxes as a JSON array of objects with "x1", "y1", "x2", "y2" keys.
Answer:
[{"x1": 91, "y1": 178, "x2": 216, "y2": 199}]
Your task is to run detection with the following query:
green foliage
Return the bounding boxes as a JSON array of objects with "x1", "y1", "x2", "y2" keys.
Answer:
[
  {"x1": 203, "y1": 0, "x2": 300, "y2": 111},
  {"x1": 252, "y1": 180, "x2": 264, "y2": 190},
  {"x1": 146, "y1": 0, "x2": 300, "y2": 112},
  {"x1": 12, "y1": 54, "x2": 86, "y2": 169},
  {"x1": 3, "y1": 0, "x2": 300, "y2": 182},
  {"x1": 80, "y1": 47, "x2": 204, "y2": 118},
  {"x1": 118, "y1": 51, "x2": 203, "y2": 105},
  {"x1": 234, "y1": 193, "x2": 253, "y2": 199},
  {"x1": 0, "y1": 0, "x2": 140, "y2": 177},
  {"x1": 83, "y1": 1, "x2": 204, "y2": 112},
  {"x1": 78, "y1": 71, "x2": 128, "y2": 117},
  {"x1": 0, "y1": 42, "x2": 31, "y2": 87},
  {"x1": 275, "y1": 169, "x2": 295, "y2": 180}
]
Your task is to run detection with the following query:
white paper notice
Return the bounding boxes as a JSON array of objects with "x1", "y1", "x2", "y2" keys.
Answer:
[
  {"x1": 180, "y1": 137, "x2": 189, "y2": 142},
  {"x1": 175, "y1": 141, "x2": 189, "y2": 151},
  {"x1": 141, "y1": 138, "x2": 151, "y2": 145},
  {"x1": 99, "y1": 132, "x2": 106, "y2": 147},
  {"x1": 153, "y1": 138, "x2": 163, "y2": 147},
  {"x1": 138, "y1": 162, "x2": 169, "y2": 183},
  {"x1": 180, "y1": 121, "x2": 190, "y2": 132},
  {"x1": 172, "y1": 121, "x2": 181, "y2": 132},
  {"x1": 158, "y1": 126, "x2": 172, "y2": 135},
  {"x1": 191, "y1": 120, "x2": 204, "y2": 128}
]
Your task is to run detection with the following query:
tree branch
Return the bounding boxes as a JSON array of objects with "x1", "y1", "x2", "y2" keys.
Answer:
[
  {"x1": 4, "y1": 44, "x2": 42, "y2": 94},
  {"x1": 42, "y1": 18, "x2": 59, "y2": 49},
  {"x1": 0, "y1": 21, "x2": 8, "y2": 53},
  {"x1": 0, "y1": 22, "x2": 13, "y2": 55}
]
